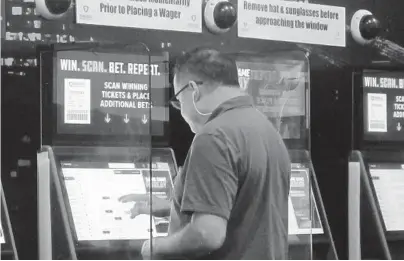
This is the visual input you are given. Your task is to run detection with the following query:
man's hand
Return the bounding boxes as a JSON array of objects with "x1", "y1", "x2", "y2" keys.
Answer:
[
  {"x1": 139, "y1": 213, "x2": 227, "y2": 259},
  {"x1": 118, "y1": 194, "x2": 171, "y2": 218}
]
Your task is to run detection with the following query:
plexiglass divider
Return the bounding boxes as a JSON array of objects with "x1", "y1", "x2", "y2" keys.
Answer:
[
  {"x1": 147, "y1": 49, "x2": 171, "y2": 260},
  {"x1": 110, "y1": 43, "x2": 154, "y2": 260}
]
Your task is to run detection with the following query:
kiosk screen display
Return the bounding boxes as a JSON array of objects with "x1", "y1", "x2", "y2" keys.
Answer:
[
  {"x1": 55, "y1": 50, "x2": 169, "y2": 137},
  {"x1": 289, "y1": 164, "x2": 323, "y2": 235},
  {"x1": 236, "y1": 58, "x2": 307, "y2": 140},
  {"x1": 61, "y1": 161, "x2": 172, "y2": 241},
  {"x1": 362, "y1": 71, "x2": 404, "y2": 141},
  {"x1": 369, "y1": 163, "x2": 404, "y2": 231}
]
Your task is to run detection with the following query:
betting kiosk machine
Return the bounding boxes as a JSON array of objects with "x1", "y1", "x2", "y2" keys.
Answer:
[
  {"x1": 349, "y1": 69, "x2": 404, "y2": 260},
  {"x1": 36, "y1": 43, "x2": 177, "y2": 260},
  {"x1": 234, "y1": 50, "x2": 338, "y2": 260},
  {"x1": 1, "y1": 183, "x2": 19, "y2": 260}
]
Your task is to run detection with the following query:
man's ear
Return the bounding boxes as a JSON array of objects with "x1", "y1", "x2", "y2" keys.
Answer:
[{"x1": 189, "y1": 81, "x2": 201, "y2": 101}]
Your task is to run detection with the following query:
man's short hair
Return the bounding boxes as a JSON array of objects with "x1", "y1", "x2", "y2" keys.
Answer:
[{"x1": 174, "y1": 47, "x2": 239, "y2": 89}]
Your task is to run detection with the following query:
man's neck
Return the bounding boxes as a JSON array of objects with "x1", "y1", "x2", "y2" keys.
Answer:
[{"x1": 208, "y1": 88, "x2": 247, "y2": 111}]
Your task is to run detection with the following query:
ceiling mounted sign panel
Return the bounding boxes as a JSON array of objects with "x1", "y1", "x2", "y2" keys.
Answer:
[
  {"x1": 75, "y1": 0, "x2": 203, "y2": 33},
  {"x1": 238, "y1": 0, "x2": 346, "y2": 47}
]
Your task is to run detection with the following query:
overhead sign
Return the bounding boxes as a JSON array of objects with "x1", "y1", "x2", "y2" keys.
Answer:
[
  {"x1": 238, "y1": 0, "x2": 346, "y2": 47},
  {"x1": 362, "y1": 71, "x2": 404, "y2": 142},
  {"x1": 75, "y1": 0, "x2": 202, "y2": 33}
]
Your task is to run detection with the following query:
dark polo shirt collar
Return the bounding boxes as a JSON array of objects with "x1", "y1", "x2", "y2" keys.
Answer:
[{"x1": 207, "y1": 95, "x2": 255, "y2": 123}]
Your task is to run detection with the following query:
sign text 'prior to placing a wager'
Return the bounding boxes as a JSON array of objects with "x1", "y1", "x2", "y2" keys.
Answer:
[{"x1": 75, "y1": 0, "x2": 202, "y2": 33}]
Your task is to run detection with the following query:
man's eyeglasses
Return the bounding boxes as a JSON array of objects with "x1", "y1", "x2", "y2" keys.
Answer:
[{"x1": 169, "y1": 81, "x2": 203, "y2": 110}]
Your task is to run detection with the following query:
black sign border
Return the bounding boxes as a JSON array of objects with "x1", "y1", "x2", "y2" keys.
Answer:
[
  {"x1": 353, "y1": 68, "x2": 404, "y2": 150},
  {"x1": 38, "y1": 43, "x2": 170, "y2": 148}
]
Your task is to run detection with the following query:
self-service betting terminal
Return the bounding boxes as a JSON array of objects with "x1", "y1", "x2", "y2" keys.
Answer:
[
  {"x1": 1, "y1": 183, "x2": 19, "y2": 260},
  {"x1": 234, "y1": 50, "x2": 338, "y2": 260},
  {"x1": 349, "y1": 69, "x2": 404, "y2": 260},
  {"x1": 36, "y1": 43, "x2": 176, "y2": 260}
]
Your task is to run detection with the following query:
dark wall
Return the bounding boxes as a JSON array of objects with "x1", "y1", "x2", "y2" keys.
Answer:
[{"x1": 2, "y1": 0, "x2": 404, "y2": 259}]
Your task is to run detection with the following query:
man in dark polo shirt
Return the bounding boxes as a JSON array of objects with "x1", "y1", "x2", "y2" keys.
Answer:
[{"x1": 121, "y1": 48, "x2": 291, "y2": 259}]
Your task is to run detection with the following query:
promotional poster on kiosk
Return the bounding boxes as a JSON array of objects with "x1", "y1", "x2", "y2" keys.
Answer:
[
  {"x1": 362, "y1": 71, "x2": 404, "y2": 141},
  {"x1": 236, "y1": 54, "x2": 307, "y2": 140},
  {"x1": 55, "y1": 50, "x2": 168, "y2": 137}
]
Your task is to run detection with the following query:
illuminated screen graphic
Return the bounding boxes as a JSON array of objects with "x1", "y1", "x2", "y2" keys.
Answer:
[
  {"x1": 362, "y1": 71, "x2": 404, "y2": 141},
  {"x1": 61, "y1": 161, "x2": 172, "y2": 241},
  {"x1": 55, "y1": 50, "x2": 169, "y2": 137}
]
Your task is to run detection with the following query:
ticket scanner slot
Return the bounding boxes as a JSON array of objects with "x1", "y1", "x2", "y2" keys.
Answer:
[
  {"x1": 288, "y1": 150, "x2": 338, "y2": 260},
  {"x1": 1, "y1": 184, "x2": 19, "y2": 260},
  {"x1": 37, "y1": 146, "x2": 177, "y2": 260}
]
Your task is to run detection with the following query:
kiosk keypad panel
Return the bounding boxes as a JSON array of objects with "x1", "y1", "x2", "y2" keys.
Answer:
[{"x1": 369, "y1": 163, "x2": 404, "y2": 232}]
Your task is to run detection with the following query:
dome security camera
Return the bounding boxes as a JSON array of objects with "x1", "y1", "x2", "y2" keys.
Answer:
[
  {"x1": 350, "y1": 9, "x2": 382, "y2": 45},
  {"x1": 204, "y1": 0, "x2": 237, "y2": 34},
  {"x1": 35, "y1": 0, "x2": 72, "y2": 20}
]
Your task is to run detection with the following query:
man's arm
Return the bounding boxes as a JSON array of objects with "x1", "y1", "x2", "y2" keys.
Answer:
[
  {"x1": 119, "y1": 195, "x2": 171, "y2": 217},
  {"x1": 152, "y1": 213, "x2": 227, "y2": 259}
]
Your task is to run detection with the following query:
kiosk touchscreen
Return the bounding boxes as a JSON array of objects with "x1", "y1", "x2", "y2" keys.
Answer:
[
  {"x1": 1, "y1": 184, "x2": 19, "y2": 260},
  {"x1": 57, "y1": 147, "x2": 175, "y2": 241},
  {"x1": 349, "y1": 69, "x2": 404, "y2": 259},
  {"x1": 37, "y1": 43, "x2": 176, "y2": 260}
]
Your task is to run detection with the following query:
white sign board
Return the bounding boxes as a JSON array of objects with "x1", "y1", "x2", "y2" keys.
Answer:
[
  {"x1": 238, "y1": 0, "x2": 346, "y2": 47},
  {"x1": 76, "y1": 0, "x2": 202, "y2": 33}
]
